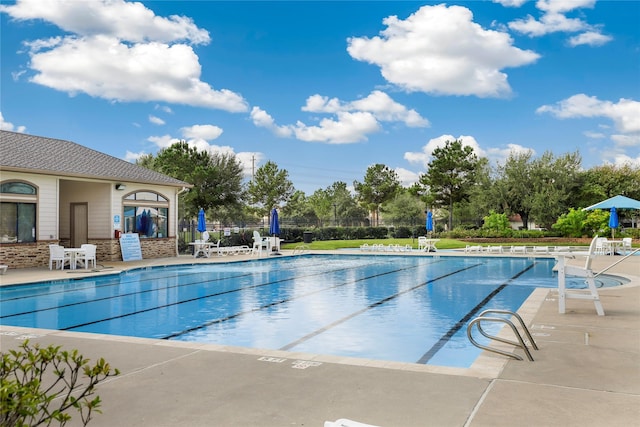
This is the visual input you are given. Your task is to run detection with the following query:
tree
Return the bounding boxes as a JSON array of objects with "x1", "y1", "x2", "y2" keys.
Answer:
[
  {"x1": 529, "y1": 151, "x2": 582, "y2": 229},
  {"x1": 419, "y1": 140, "x2": 480, "y2": 230},
  {"x1": 353, "y1": 164, "x2": 401, "y2": 226},
  {"x1": 577, "y1": 164, "x2": 640, "y2": 207},
  {"x1": 138, "y1": 141, "x2": 245, "y2": 219},
  {"x1": 247, "y1": 161, "x2": 294, "y2": 222},
  {"x1": 308, "y1": 188, "x2": 332, "y2": 226},
  {"x1": 282, "y1": 190, "x2": 317, "y2": 226},
  {"x1": 327, "y1": 181, "x2": 367, "y2": 226},
  {"x1": 496, "y1": 150, "x2": 535, "y2": 229},
  {"x1": 1, "y1": 340, "x2": 119, "y2": 427},
  {"x1": 380, "y1": 190, "x2": 425, "y2": 226}
]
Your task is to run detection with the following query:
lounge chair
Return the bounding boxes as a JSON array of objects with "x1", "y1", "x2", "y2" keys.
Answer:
[
  {"x1": 532, "y1": 246, "x2": 549, "y2": 254},
  {"x1": 510, "y1": 246, "x2": 527, "y2": 254},
  {"x1": 465, "y1": 245, "x2": 482, "y2": 253}
]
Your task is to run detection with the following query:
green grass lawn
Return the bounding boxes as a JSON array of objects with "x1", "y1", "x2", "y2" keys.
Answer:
[{"x1": 280, "y1": 238, "x2": 595, "y2": 251}]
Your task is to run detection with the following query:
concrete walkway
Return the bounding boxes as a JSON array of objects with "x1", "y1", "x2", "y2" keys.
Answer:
[{"x1": 1, "y1": 252, "x2": 638, "y2": 426}]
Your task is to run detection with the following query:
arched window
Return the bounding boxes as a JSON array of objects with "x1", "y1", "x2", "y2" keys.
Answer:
[
  {"x1": 122, "y1": 191, "x2": 169, "y2": 238},
  {"x1": 1, "y1": 181, "x2": 37, "y2": 243}
]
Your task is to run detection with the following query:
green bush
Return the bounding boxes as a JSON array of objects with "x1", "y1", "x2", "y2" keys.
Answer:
[{"x1": 1, "y1": 340, "x2": 119, "y2": 427}]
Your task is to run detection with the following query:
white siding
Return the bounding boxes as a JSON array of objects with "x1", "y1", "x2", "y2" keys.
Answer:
[{"x1": 0, "y1": 171, "x2": 58, "y2": 240}]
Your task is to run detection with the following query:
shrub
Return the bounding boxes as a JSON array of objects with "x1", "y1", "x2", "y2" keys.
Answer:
[{"x1": 1, "y1": 340, "x2": 119, "y2": 427}]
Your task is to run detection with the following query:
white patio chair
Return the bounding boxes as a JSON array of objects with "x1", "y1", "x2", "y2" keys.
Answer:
[
  {"x1": 252, "y1": 231, "x2": 271, "y2": 256},
  {"x1": 594, "y1": 237, "x2": 607, "y2": 255},
  {"x1": 49, "y1": 244, "x2": 70, "y2": 270},
  {"x1": 77, "y1": 244, "x2": 97, "y2": 269},
  {"x1": 622, "y1": 237, "x2": 632, "y2": 255},
  {"x1": 418, "y1": 236, "x2": 428, "y2": 251}
]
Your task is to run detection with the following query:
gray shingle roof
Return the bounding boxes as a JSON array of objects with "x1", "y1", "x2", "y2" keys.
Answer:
[{"x1": 0, "y1": 130, "x2": 190, "y2": 187}]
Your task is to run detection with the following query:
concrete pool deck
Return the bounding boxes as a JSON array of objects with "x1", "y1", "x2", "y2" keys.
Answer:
[{"x1": 1, "y1": 251, "x2": 639, "y2": 426}]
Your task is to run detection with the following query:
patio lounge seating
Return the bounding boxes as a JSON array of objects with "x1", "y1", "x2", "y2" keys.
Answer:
[
  {"x1": 510, "y1": 246, "x2": 527, "y2": 254},
  {"x1": 78, "y1": 244, "x2": 97, "y2": 269},
  {"x1": 49, "y1": 244, "x2": 70, "y2": 270}
]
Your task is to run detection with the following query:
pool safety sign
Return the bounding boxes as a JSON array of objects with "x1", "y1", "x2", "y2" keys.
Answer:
[{"x1": 120, "y1": 233, "x2": 143, "y2": 261}]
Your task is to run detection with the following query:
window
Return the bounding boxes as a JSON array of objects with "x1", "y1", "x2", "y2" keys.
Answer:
[
  {"x1": 1, "y1": 181, "x2": 37, "y2": 243},
  {"x1": 122, "y1": 191, "x2": 169, "y2": 238}
]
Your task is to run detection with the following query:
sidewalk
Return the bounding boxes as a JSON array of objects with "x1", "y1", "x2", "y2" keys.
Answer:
[{"x1": 1, "y1": 253, "x2": 638, "y2": 426}]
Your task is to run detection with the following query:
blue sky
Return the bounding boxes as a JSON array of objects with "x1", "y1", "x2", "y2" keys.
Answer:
[{"x1": 1, "y1": 0, "x2": 639, "y2": 194}]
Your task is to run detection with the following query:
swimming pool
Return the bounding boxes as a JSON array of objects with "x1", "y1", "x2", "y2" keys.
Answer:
[{"x1": 0, "y1": 254, "x2": 625, "y2": 368}]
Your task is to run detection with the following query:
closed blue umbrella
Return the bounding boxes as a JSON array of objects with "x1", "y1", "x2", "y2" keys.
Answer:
[
  {"x1": 270, "y1": 208, "x2": 281, "y2": 255},
  {"x1": 609, "y1": 206, "x2": 619, "y2": 239},
  {"x1": 269, "y1": 208, "x2": 280, "y2": 236},
  {"x1": 197, "y1": 208, "x2": 207, "y2": 238},
  {"x1": 426, "y1": 211, "x2": 433, "y2": 234}
]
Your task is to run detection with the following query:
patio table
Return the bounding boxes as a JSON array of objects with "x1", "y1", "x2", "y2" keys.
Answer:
[{"x1": 64, "y1": 248, "x2": 86, "y2": 270}]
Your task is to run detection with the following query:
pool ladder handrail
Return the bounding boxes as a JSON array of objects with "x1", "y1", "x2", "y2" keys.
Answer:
[{"x1": 467, "y1": 309, "x2": 538, "y2": 361}]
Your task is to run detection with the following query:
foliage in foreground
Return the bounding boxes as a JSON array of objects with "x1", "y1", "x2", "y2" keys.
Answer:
[{"x1": 1, "y1": 340, "x2": 119, "y2": 427}]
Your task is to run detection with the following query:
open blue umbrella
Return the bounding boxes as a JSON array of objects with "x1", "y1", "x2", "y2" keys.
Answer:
[
  {"x1": 426, "y1": 211, "x2": 433, "y2": 234},
  {"x1": 609, "y1": 206, "x2": 619, "y2": 239},
  {"x1": 269, "y1": 208, "x2": 281, "y2": 255},
  {"x1": 197, "y1": 208, "x2": 207, "y2": 238}
]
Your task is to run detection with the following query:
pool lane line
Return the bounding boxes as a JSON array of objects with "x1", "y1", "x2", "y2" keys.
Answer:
[
  {"x1": 1, "y1": 258, "x2": 395, "y2": 318},
  {"x1": 0, "y1": 267, "x2": 251, "y2": 302},
  {"x1": 415, "y1": 261, "x2": 537, "y2": 365},
  {"x1": 58, "y1": 259, "x2": 430, "y2": 332},
  {"x1": 161, "y1": 260, "x2": 438, "y2": 339},
  {"x1": 279, "y1": 262, "x2": 483, "y2": 352},
  {"x1": 0, "y1": 271, "x2": 256, "y2": 319}
]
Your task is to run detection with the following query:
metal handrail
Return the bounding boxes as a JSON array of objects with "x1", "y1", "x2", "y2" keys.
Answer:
[
  {"x1": 467, "y1": 309, "x2": 538, "y2": 361},
  {"x1": 593, "y1": 247, "x2": 640, "y2": 278}
]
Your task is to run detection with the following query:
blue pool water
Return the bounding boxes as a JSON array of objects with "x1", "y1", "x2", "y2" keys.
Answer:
[{"x1": 0, "y1": 255, "x2": 625, "y2": 368}]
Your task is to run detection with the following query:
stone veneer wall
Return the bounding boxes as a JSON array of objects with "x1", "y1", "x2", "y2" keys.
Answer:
[{"x1": 0, "y1": 238, "x2": 177, "y2": 270}]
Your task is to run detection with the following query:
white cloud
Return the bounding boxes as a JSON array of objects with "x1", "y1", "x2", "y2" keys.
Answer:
[
  {"x1": 124, "y1": 150, "x2": 146, "y2": 162},
  {"x1": 583, "y1": 130, "x2": 606, "y2": 139},
  {"x1": 180, "y1": 124, "x2": 223, "y2": 140},
  {"x1": 493, "y1": 0, "x2": 528, "y2": 7},
  {"x1": 149, "y1": 115, "x2": 165, "y2": 125},
  {"x1": 509, "y1": 12, "x2": 588, "y2": 36},
  {"x1": 537, "y1": 94, "x2": 640, "y2": 134},
  {"x1": 610, "y1": 153, "x2": 640, "y2": 167},
  {"x1": 155, "y1": 105, "x2": 173, "y2": 114},
  {"x1": 347, "y1": 4, "x2": 539, "y2": 98},
  {"x1": 250, "y1": 107, "x2": 294, "y2": 137},
  {"x1": 538, "y1": 94, "x2": 640, "y2": 162},
  {"x1": 611, "y1": 134, "x2": 640, "y2": 148},
  {"x1": 2, "y1": 0, "x2": 248, "y2": 112},
  {"x1": 253, "y1": 91, "x2": 426, "y2": 144},
  {"x1": 0, "y1": 0, "x2": 210, "y2": 44},
  {"x1": 303, "y1": 91, "x2": 429, "y2": 127},
  {"x1": 0, "y1": 112, "x2": 26, "y2": 132},
  {"x1": 507, "y1": 0, "x2": 610, "y2": 47},
  {"x1": 536, "y1": 0, "x2": 596, "y2": 15},
  {"x1": 394, "y1": 167, "x2": 420, "y2": 187},
  {"x1": 568, "y1": 31, "x2": 612, "y2": 47},
  {"x1": 147, "y1": 134, "x2": 180, "y2": 149},
  {"x1": 486, "y1": 143, "x2": 535, "y2": 165},
  {"x1": 294, "y1": 111, "x2": 381, "y2": 144}
]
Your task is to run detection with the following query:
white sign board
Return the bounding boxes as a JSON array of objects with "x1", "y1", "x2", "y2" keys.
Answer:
[{"x1": 120, "y1": 233, "x2": 143, "y2": 261}]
